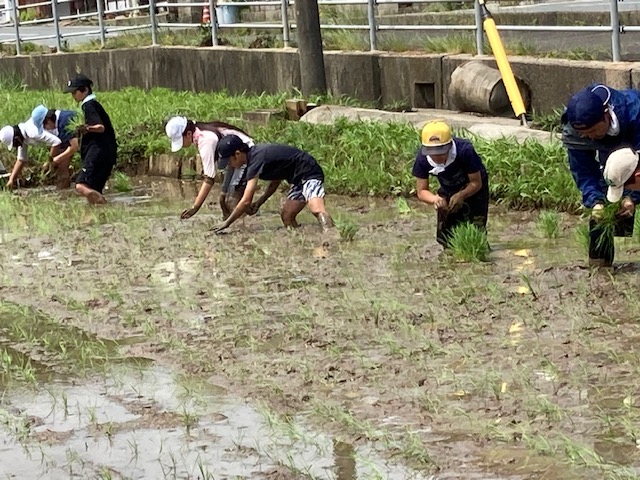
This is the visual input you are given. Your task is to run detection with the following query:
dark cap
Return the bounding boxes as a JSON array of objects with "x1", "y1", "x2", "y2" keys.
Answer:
[
  {"x1": 565, "y1": 85, "x2": 610, "y2": 130},
  {"x1": 217, "y1": 134, "x2": 246, "y2": 169},
  {"x1": 65, "y1": 73, "x2": 93, "y2": 92}
]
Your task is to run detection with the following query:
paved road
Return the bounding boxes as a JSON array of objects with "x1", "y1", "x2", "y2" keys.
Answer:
[
  {"x1": 0, "y1": 23, "x2": 146, "y2": 48},
  {"x1": 494, "y1": 0, "x2": 640, "y2": 13}
]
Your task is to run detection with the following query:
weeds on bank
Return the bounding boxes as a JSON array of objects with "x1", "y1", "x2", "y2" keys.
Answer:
[
  {"x1": 447, "y1": 222, "x2": 489, "y2": 262},
  {"x1": 537, "y1": 211, "x2": 560, "y2": 239},
  {"x1": 112, "y1": 171, "x2": 133, "y2": 193}
]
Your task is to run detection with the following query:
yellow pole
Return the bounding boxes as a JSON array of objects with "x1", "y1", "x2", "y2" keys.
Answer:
[{"x1": 478, "y1": 0, "x2": 528, "y2": 125}]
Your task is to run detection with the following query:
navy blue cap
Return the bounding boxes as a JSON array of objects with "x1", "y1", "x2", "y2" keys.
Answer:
[
  {"x1": 565, "y1": 85, "x2": 610, "y2": 129},
  {"x1": 217, "y1": 134, "x2": 246, "y2": 169}
]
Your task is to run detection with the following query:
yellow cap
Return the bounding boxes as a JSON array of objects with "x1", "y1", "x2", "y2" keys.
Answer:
[{"x1": 421, "y1": 121, "x2": 453, "y2": 155}]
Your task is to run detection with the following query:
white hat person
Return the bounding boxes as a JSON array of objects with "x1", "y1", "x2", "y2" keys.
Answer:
[
  {"x1": 165, "y1": 116, "x2": 188, "y2": 152},
  {"x1": 0, "y1": 125, "x2": 15, "y2": 150},
  {"x1": 604, "y1": 148, "x2": 640, "y2": 202}
]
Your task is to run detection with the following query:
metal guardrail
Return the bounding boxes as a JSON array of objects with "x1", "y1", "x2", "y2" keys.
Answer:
[{"x1": 0, "y1": 0, "x2": 628, "y2": 61}]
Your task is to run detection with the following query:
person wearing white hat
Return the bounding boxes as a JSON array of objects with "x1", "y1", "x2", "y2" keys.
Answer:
[
  {"x1": 603, "y1": 148, "x2": 640, "y2": 201},
  {"x1": 1, "y1": 104, "x2": 61, "y2": 190},
  {"x1": 164, "y1": 116, "x2": 254, "y2": 220}
]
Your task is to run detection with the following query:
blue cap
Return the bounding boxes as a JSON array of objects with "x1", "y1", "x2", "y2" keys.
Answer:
[
  {"x1": 30, "y1": 104, "x2": 48, "y2": 135},
  {"x1": 565, "y1": 85, "x2": 610, "y2": 130},
  {"x1": 217, "y1": 134, "x2": 246, "y2": 169}
]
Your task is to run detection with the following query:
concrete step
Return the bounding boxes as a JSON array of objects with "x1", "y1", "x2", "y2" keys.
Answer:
[{"x1": 301, "y1": 105, "x2": 558, "y2": 143}]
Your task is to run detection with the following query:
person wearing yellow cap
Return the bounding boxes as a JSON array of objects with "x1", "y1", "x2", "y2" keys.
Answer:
[{"x1": 412, "y1": 121, "x2": 489, "y2": 247}]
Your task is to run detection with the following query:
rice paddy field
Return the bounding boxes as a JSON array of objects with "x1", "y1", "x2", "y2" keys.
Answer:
[{"x1": 1, "y1": 89, "x2": 640, "y2": 480}]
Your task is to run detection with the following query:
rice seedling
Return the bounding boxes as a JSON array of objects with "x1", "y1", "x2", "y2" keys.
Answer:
[
  {"x1": 537, "y1": 210, "x2": 560, "y2": 238},
  {"x1": 111, "y1": 171, "x2": 133, "y2": 193},
  {"x1": 447, "y1": 222, "x2": 490, "y2": 262},
  {"x1": 335, "y1": 217, "x2": 359, "y2": 242}
]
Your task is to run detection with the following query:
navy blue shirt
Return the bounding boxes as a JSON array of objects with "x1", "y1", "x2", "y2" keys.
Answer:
[
  {"x1": 412, "y1": 138, "x2": 487, "y2": 196},
  {"x1": 56, "y1": 110, "x2": 78, "y2": 144},
  {"x1": 246, "y1": 144, "x2": 324, "y2": 185}
]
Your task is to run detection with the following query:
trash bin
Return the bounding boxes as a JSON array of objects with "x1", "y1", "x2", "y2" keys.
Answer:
[{"x1": 215, "y1": 5, "x2": 240, "y2": 25}]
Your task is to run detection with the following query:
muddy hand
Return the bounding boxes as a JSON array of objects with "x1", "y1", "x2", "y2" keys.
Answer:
[
  {"x1": 616, "y1": 198, "x2": 635, "y2": 217},
  {"x1": 212, "y1": 223, "x2": 228, "y2": 234},
  {"x1": 434, "y1": 195, "x2": 448, "y2": 211},
  {"x1": 180, "y1": 206, "x2": 199, "y2": 220},
  {"x1": 448, "y1": 193, "x2": 465, "y2": 213},
  {"x1": 591, "y1": 203, "x2": 605, "y2": 220}
]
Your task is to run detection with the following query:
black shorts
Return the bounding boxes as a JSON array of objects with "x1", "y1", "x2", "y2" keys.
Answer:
[{"x1": 75, "y1": 157, "x2": 115, "y2": 194}]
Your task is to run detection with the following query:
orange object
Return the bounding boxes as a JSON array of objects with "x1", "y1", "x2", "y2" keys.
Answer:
[{"x1": 202, "y1": 6, "x2": 211, "y2": 24}]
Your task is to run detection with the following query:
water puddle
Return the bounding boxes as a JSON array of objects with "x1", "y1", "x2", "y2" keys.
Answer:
[{"x1": 0, "y1": 364, "x2": 433, "y2": 480}]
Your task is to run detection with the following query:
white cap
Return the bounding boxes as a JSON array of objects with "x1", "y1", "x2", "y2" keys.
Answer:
[
  {"x1": 0, "y1": 125, "x2": 14, "y2": 150},
  {"x1": 604, "y1": 148, "x2": 639, "y2": 202},
  {"x1": 165, "y1": 116, "x2": 188, "y2": 152}
]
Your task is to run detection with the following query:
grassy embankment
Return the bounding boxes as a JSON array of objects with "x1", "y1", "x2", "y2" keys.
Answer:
[{"x1": 0, "y1": 86, "x2": 577, "y2": 211}]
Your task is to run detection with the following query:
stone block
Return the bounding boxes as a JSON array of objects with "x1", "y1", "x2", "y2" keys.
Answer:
[
  {"x1": 324, "y1": 51, "x2": 381, "y2": 105},
  {"x1": 377, "y1": 53, "x2": 445, "y2": 109},
  {"x1": 242, "y1": 109, "x2": 287, "y2": 125},
  {"x1": 148, "y1": 154, "x2": 181, "y2": 178}
]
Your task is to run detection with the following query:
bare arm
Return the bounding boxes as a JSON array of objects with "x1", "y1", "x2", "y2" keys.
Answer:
[
  {"x1": 253, "y1": 180, "x2": 281, "y2": 209},
  {"x1": 455, "y1": 172, "x2": 483, "y2": 200},
  {"x1": 218, "y1": 178, "x2": 259, "y2": 230}
]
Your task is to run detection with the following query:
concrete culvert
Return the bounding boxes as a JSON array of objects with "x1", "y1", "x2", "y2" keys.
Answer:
[{"x1": 449, "y1": 61, "x2": 531, "y2": 117}]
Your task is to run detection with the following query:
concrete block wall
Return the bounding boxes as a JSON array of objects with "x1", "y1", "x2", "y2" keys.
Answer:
[{"x1": 3, "y1": 46, "x2": 640, "y2": 114}]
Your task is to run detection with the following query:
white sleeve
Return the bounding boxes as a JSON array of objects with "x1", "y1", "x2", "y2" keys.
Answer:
[
  {"x1": 16, "y1": 145, "x2": 27, "y2": 162},
  {"x1": 37, "y1": 131, "x2": 62, "y2": 147}
]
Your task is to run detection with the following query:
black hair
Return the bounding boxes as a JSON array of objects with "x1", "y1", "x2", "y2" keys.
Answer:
[
  {"x1": 45, "y1": 109, "x2": 56, "y2": 124},
  {"x1": 184, "y1": 120, "x2": 250, "y2": 139}
]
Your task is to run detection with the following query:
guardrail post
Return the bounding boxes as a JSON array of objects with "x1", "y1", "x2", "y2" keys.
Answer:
[
  {"x1": 51, "y1": 0, "x2": 63, "y2": 52},
  {"x1": 367, "y1": 0, "x2": 377, "y2": 51},
  {"x1": 209, "y1": 0, "x2": 218, "y2": 46},
  {"x1": 474, "y1": 0, "x2": 484, "y2": 55},
  {"x1": 610, "y1": 0, "x2": 621, "y2": 61},
  {"x1": 149, "y1": 0, "x2": 158, "y2": 45},
  {"x1": 11, "y1": 0, "x2": 21, "y2": 55},
  {"x1": 281, "y1": 0, "x2": 290, "y2": 48},
  {"x1": 97, "y1": 0, "x2": 106, "y2": 47}
]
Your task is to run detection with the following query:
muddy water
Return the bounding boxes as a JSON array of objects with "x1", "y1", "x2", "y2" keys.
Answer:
[{"x1": 2, "y1": 178, "x2": 640, "y2": 480}]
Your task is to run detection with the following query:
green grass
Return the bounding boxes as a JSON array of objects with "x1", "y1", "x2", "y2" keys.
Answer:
[
  {"x1": 335, "y1": 217, "x2": 359, "y2": 242},
  {"x1": 537, "y1": 211, "x2": 560, "y2": 239},
  {"x1": 447, "y1": 222, "x2": 490, "y2": 262},
  {"x1": 0, "y1": 88, "x2": 579, "y2": 210},
  {"x1": 112, "y1": 171, "x2": 133, "y2": 193}
]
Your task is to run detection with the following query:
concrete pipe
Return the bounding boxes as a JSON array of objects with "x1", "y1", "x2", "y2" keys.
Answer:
[{"x1": 449, "y1": 61, "x2": 531, "y2": 117}]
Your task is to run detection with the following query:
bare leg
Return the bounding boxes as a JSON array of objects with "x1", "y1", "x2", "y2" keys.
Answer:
[
  {"x1": 281, "y1": 198, "x2": 306, "y2": 228},
  {"x1": 76, "y1": 183, "x2": 106, "y2": 205},
  {"x1": 307, "y1": 197, "x2": 334, "y2": 232}
]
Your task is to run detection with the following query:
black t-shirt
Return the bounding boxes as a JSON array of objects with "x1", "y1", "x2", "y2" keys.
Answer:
[
  {"x1": 412, "y1": 138, "x2": 487, "y2": 196},
  {"x1": 82, "y1": 98, "x2": 117, "y2": 162},
  {"x1": 245, "y1": 144, "x2": 324, "y2": 185}
]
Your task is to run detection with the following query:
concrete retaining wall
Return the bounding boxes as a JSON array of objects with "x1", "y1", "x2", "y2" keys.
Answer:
[{"x1": 4, "y1": 46, "x2": 640, "y2": 114}]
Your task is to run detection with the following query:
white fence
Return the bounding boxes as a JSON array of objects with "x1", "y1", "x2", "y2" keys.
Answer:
[{"x1": 0, "y1": 0, "x2": 632, "y2": 61}]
